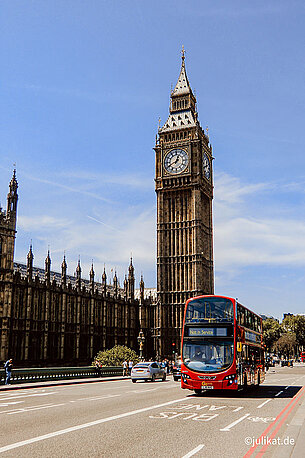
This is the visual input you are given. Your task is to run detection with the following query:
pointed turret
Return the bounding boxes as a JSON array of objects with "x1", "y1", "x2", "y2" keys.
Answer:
[
  {"x1": 7, "y1": 169, "x2": 18, "y2": 226},
  {"x1": 76, "y1": 258, "x2": 81, "y2": 287},
  {"x1": 61, "y1": 254, "x2": 67, "y2": 286},
  {"x1": 124, "y1": 274, "x2": 128, "y2": 300},
  {"x1": 45, "y1": 250, "x2": 51, "y2": 283},
  {"x1": 139, "y1": 274, "x2": 145, "y2": 305},
  {"x1": 113, "y1": 270, "x2": 118, "y2": 297},
  {"x1": 27, "y1": 244, "x2": 34, "y2": 279},
  {"x1": 102, "y1": 266, "x2": 107, "y2": 294},
  {"x1": 90, "y1": 262, "x2": 95, "y2": 284},
  {"x1": 159, "y1": 47, "x2": 198, "y2": 133},
  {"x1": 171, "y1": 46, "x2": 193, "y2": 97},
  {"x1": 127, "y1": 257, "x2": 135, "y2": 301}
]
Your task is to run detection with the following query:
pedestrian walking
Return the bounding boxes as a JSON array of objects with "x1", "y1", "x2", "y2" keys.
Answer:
[
  {"x1": 128, "y1": 360, "x2": 133, "y2": 376},
  {"x1": 123, "y1": 360, "x2": 128, "y2": 376},
  {"x1": 4, "y1": 358, "x2": 13, "y2": 385},
  {"x1": 94, "y1": 359, "x2": 102, "y2": 378}
]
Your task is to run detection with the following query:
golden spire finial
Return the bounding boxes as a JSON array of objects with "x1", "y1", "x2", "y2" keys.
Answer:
[{"x1": 158, "y1": 117, "x2": 161, "y2": 129}]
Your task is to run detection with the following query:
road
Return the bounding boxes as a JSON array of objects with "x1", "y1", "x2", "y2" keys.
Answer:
[{"x1": 0, "y1": 365, "x2": 304, "y2": 457}]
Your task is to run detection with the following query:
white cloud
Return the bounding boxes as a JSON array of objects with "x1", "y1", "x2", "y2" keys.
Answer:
[
  {"x1": 214, "y1": 173, "x2": 305, "y2": 271},
  {"x1": 18, "y1": 215, "x2": 71, "y2": 231},
  {"x1": 214, "y1": 172, "x2": 273, "y2": 204},
  {"x1": 16, "y1": 205, "x2": 156, "y2": 286},
  {"x1": 15, "y1": 169, "x2": 305, "y2": 291},
  {"x1": 60, "y1": 170, "x2": 154, "y2": 190}
]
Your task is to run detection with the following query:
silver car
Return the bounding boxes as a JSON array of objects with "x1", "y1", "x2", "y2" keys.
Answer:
[{"x1": 131, "y1": 362, "x2": 166, "y2": 383}]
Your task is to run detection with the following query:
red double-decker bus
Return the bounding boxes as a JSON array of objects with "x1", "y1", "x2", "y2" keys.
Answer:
[
  {"x1": 180, "y1": 295, "x2": 265, "y2": 394},
  {"x1": 301, "y1": 352, "x2": 305, "y2": 363}
]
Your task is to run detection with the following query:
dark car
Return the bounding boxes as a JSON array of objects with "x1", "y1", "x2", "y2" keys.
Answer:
[{"x1": 172, "y1": 360, "x2": 182, "y2": 381}]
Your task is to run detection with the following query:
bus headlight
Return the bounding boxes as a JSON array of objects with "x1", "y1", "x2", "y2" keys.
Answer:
[
  {"x1": 223, "y1": 374, "x2": 237, "y2": 385},
  {"x1": 182, "y1": 373, "x2": 191, "y2": 381}
]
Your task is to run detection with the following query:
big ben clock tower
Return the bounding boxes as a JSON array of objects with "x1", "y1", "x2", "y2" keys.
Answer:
[{"x1": 154, "y1": 49, "x2": 214, "y2": 357}]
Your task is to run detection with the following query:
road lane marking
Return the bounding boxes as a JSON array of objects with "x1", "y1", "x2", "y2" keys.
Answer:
[
  {"x1": 257, "y1": 399, "x2": 272, "y2": 409},
  {"x1": 0, "y1": 396, "x2": 188, "y2": 453},
  {"x1": 76, "y1": 394, "x2": 120, "y2": 401},
  {"x1": 0, "y1": 401, "x2": 24, "y2": 408},
  {"x1": 220, "y1": 413, "x2": 250, "y2": 431},
  {"x1": 0, "y1": 392, "x2": 57, "y2": 402},
  {"x1": 182, "y1": 444, "x2": 205, "y2": 457},
  {"x1": 275, "y1": 390, "x2": 284, "y2": 397},
  {"x1": 8, "y1": 403, "x2": 65, "y2": 415}
]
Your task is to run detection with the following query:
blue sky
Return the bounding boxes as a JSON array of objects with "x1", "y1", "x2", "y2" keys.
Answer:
[{"x1": 1, "y1": 0, "x2": 305, "y2": 319}]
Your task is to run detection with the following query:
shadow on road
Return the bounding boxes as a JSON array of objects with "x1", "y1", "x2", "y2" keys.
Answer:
[{"x1": 186, "y1": 384, "x2": 302, "y2": 399}]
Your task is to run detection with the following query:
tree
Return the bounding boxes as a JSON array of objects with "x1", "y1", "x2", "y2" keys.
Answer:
[
  {"x1": 274, "y1": 332, "x2": 297, "y2": 359},
  {"x1": 282, "y1": 315, "x2": 305, "y2": 352},
  {"x1": 93, "y1": 345, "x2": 140, "y2": 367},
  {"x1": 262, "y1": 319, "x2": 282, "y2": 352}
]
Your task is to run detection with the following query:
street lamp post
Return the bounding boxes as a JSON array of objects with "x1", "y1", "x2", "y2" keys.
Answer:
[{"x1": 137, "y1": 330, "x2": 145, "y2": 361}]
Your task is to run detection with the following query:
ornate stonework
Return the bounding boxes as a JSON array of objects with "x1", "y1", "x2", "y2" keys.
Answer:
[
  {"x1": 0, "y1": 172, "x2": 151, "y2": 365},
  {"x1": 154, "y1": 51, "x2": 214, "y2": 357}
]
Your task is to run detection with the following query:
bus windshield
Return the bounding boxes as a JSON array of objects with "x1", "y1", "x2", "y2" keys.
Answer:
[
  {"x1": 185, "y1": 297, "x2": 234, "y2": 323},
  {"x1": 182, "y1": 339, "x2": 234, "y2": 373}
]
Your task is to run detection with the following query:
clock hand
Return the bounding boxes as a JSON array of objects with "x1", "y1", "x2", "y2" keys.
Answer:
[{"x1": 169, "y1": 156, "x2": 179, "y2": 167}]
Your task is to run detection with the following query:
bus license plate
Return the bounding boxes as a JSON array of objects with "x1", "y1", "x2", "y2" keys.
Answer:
[{"x1": 202, "y1": 383, "x2": 213, "y2": 389}]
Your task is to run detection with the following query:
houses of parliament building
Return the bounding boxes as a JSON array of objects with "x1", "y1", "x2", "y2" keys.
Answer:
[{"x1": 0, "y1": 51, "x2": 214, "y2": 366}]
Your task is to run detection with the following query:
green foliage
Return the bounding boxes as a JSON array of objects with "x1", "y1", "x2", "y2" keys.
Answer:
[
  {"x1": 263, "y1": 318, "x2": 282, "y2": 352},
  {"x1": 282, "y1": 315, "x2": 305, "y2": 347},
  {"x1": 93, "y1": 345, "x2": 140, "y2": 367},
  {"x1": 274, "y1": 332, "x2": 297, "y2": 358}
]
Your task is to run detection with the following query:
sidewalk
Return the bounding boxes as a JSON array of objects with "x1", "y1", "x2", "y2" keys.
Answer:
[
  {"x1": 0, "y1": 375, "x2": 130, "y2": 391},
  {"x1": 270, "y1": 385, "x2": 305, "y2": 457}
]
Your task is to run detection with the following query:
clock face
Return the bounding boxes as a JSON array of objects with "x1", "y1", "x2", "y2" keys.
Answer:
[
  {"x1": 164, "y1": 148, "x2": 189, "y2": 175},
  {"x1": 203, "y1": 153, "x2": 211, "y2": 180}
]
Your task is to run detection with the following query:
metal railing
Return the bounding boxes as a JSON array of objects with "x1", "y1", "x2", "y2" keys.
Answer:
[{"x1": 0, "y1": 366, "x2": 123, "y2": 385}]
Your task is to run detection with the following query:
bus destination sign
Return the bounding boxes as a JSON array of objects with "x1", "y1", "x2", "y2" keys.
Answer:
[{"x1": 188, "y1": 327, "x2": 228, "y2": 337}]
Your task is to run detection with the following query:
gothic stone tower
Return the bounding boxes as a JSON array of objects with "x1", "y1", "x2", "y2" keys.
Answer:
[
  {"x1": 0, "y1": 170, "x2": 18, "y2": 360},
  {"x1": 154, "y1": 50, "x2": 214, "y2": 357}
]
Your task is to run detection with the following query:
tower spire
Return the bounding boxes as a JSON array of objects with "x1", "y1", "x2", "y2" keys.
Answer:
[
  {"x1": 171, "y1": 46, "x2": 193, "y2": 98},
  {"x1": 181, "y1": 45, "x2": 185, "y2": 64},
  {"x1": 7, "y1": 169, "x2": 18, "y2": 220},
  {"x1": 159, "y1": 48, "x2": 197, "y2": 133},
  {"x1": 45, "y1": 250, "x2": 51, "y2": 283},
  {"x1": 61, "y1": 253, "x2": 67, "y2": 286},
  {"x1": 27, "y1": 244, "x2": 34, "y2": 279}
]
